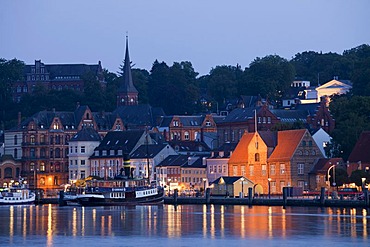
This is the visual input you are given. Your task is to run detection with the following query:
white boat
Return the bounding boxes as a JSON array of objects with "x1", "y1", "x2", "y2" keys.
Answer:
[{"x1": 0, "y1": 185, "x2": 36, "y2": 205}]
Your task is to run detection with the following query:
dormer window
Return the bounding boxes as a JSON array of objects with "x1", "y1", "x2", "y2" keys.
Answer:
[
  {"x1": 173, "y1": 120, "x2": 179, "y2": 127},
  {"x1": 205, "y1": 120, "x2": 211, "y2": 127}
]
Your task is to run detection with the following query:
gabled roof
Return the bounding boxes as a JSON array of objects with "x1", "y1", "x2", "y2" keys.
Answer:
[
  {"x1": 70, "y1": 127, "x2": 101, "y2": 142},
  {"x1": 212, "y1": 176, "x2": 242, "y2": 185},
  {"x1": 220, "y1": 107, "x2": 259, "y2": 123},
  {"x1": 156, "y1": 154, "x2": 192, "y2": 167},
  {"x1": 130, "y1": 144, "x2": 169, "y2": 159},
  {"x1": 270, "y1": 109, "x2": 308, "y2": 122},
  {"x1": 316, "y1": 79, "x2": 352, "y2": 90},
  {"x1": 348, "y1": 131, "x2": 370, "y2": 163},
  {"x1": 310, "y1": 158, "x2": 343, "y2": 174},
  {"x1": 259, "y1": 130, "x2": 277, "y2": 148},
  {"x1": 95, "y1": 130, "x2": 144, "y2": 153},
  {"x1": 268, "y1": 129, "x2": 307, "y2": 162},
  {"x1": 228, "y1": 132, "x2": 255, "y2": 163},
  {"x1": 181, "y1": 156, "x2": 206, "y2": 169}
]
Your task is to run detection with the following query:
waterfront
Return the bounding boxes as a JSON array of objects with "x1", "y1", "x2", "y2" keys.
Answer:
[{"x1": 0, "y1": 204, "x2": 368, "y2": 246}]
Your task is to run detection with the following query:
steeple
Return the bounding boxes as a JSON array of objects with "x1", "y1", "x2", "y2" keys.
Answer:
[{"x1": 117, "y1": 35, "x2": 138, "y2": 107}]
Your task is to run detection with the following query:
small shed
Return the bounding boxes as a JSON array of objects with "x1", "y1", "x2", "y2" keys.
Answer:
[{"x1": 210, "y1": 176, "x2": 254, "y2": 197}]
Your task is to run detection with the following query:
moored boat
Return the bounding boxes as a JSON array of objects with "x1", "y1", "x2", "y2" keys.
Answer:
[
  {"x1": 75, "y1": 178, "x2": 164, "y2": 206},
  {"x1": 0, "y1": 184, "x2": 36, "y2": 205}
]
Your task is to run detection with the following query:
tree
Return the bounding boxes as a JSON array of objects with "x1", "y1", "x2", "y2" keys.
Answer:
[
  {"x1": 349, "y1": 169, "x2": 370, "y2": 187},
  {"x1": 81, "y1": 72, "x2": 105, "y2": 111},
  {"x1": 329, "y1": 95, "x2": 370, "y2": 160},
  {"x1": 207, "y1": 65, "x2": 241, "y2": 105},
  {"x1": 132, "y1": 68, "x2": 149, "y2": 104},
  {"x1": 244, "y1": 55, "x2": 295, "y2": 105},
  {"x1": 0, "y1": 58, "x2": 25, "y2": 129}
]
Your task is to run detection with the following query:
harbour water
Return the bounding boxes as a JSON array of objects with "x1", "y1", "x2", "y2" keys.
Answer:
[{"x1": 0, "y1": 204, "x2": 368, "y2": 246}]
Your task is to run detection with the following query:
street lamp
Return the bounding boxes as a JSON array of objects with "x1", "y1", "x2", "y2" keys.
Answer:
[
  {"x1": 240, "y1": 177, "x2": 245, "y2": 198},
  {"x1": 327, "y1": 164, "x2": 336, "y2": 190},
  {"x1": 203, "y1": 178, "x2": 207, "y2": 196},
  {"x1": 268, "y1": 178, "x2": 271, "y2": 199}
]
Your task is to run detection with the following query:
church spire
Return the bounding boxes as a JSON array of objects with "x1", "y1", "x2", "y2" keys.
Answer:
[{"x1": 117, "y1": 34, "x2": 138, "y2": 107}]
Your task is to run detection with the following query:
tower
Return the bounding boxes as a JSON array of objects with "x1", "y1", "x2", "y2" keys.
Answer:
[{"x1": 117, "y1": 36, "x2": 138, "y2": 107}]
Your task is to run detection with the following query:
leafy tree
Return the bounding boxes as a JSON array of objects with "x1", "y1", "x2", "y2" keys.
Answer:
[
  {"x1": 148, "y1": 60, "x2": 171, "y2": 110},
  {"x1": 207, "y1": 65, "x2": 241, "y2": 105},
  {"x1": 329, "y1": 95, "x2": 370, "y2": 160},
  {"x1": 332, "y1": 168, "x2": 349, "y2": 187},
  {"x1": 244, "y1": 55, "x2": 295, "y2": 105},
  {"x1": 0, "y1": 58, "x2": 25, "y2": 129},
  {"x1": 132, "y1": 68, "x2": 149, "y2": 104},
  {"x1": 349, "y1": 169, "x2": 370, "y2": 187},
  {"x1": 102, "y1": 69, "x2": 119, "y2": 111},
  {"x1": 81, "y1": 72, "x2": 105, "y2": 111}
]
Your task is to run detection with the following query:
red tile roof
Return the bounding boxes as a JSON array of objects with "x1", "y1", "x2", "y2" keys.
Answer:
[
  {"x1": 348, "y1": 131, "x2": 370, "y2": 163},
  {"x1": 228, "y1": 132, "x2": 255, "y2": 164},
  {"x1": 268, "y1": 129, "x2": 307, "y2": 162}
]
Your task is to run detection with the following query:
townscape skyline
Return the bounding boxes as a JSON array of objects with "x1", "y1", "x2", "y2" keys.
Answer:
[{"x1": 1, "y1": 0, "x2": 369, "y2": 76}]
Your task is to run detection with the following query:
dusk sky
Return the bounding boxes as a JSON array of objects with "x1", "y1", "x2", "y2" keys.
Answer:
[{"x1": 1, "y1": 0, "x2": 369, "y2": 76}]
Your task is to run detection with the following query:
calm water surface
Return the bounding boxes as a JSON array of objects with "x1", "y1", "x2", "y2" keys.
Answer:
[{"x1": 0, "y1": 204, "x2": 368, "y2": 246}]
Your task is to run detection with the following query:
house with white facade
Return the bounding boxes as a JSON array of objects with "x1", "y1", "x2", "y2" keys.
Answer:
[
  {"x1": 130, "y1": 143, "x2": 177, "y2": 182},
  {"x1": 311, "y1": 128, "x2": 331, "y2": 158},
  {"x1": 68, "y1": 127, "x2": 101, "y2": 183}
]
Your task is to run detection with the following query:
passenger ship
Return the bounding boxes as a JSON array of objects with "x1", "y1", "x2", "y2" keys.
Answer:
[
  {"x1": 74, "y1": 178, "x2": 164, "y2": 206},
  {"x1": 0, "y1": 184, "x2": 36, "y2": 205}
]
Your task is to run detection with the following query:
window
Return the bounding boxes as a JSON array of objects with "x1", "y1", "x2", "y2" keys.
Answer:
[
  {"x1": 14, "y1": 149, "x2": 18, "y2": 159},
  {"x1": 173, "y1": 120, "x2": 179, "y2": 127},
  {"x1": 81, "y1": 146, "x2": 86, "y2": 153},
  {"x1": 255, "y1": 153, "x2": 260, "y2": 162},
  {"x1": 81, "y1": 171, "x2": 85, "y2": 179},
  {"x1": 298, "y1": 180, "x2": 305, "y2": 188},
  {"x1": 267, "y1": 117, "x2": 271, "y2": 124},
  {"x1": 233, "y1": 166, "x2": 237, "y2": 176},
  {"x1": 280, "y1": 163, "x2": 285, "y2": 174},
  {"x1": 14, "y1": 135, "x2": 17, "y2": 145},
  {"x1": 262, "y1": 164, "x2": 266, "y2": 176},
  {"x1": 30, "y1": 148, "x2": 35, "y2": 158},
  {"x1": 270, "y1": 164, "x2": 276, "y2": 175},
  {"x1": 205, "y1": 120, "x2": 211, "y2": 127},
  {"x1": 55, "y1": 148, "x2": 61, "y2": 158},
  {"x1": 271, "y1": 181, "x2": 276, "y2": 193},
  {"x1": 263, "y1": 117, "x2": 266, "y2": 123},
  {"x1": 302, "y1": 141, "x2": 306, "y2": 146},
  {"x1": 40, "y1": 135, "x2": 45, "y2": 144},
  {"x1": 280, "y1": 181, "x2": 285, "y2": 192},
  {"x1": 298, "y1": 163, "x2": 304, "y2": 175},
  {"x1": 30, "y1": 162, "x2": 35, "y2": 171},
  {"x1": 30, "y1": 135, "x2": 35, "y2": 144},
  {"x1": 241, "y1": 166, "x2": 245, "y2": 176},
  {"x1": 184, "y1": 132, "x2": 190, "y2": 140},
  {"x1": 249, "y1": 165, "x2": 254, "y2": 176},
  {"x1": 40, "y1": 162, "x2": 45, "y2": 172}
]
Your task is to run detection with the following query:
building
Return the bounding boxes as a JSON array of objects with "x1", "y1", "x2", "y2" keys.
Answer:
[
  {"x1": 130, "y1": 143, "x2": 177, "y2": 182},
  {"x1": 12, "y1": 60, "x2": 105, "y2": 102},
  {"x1": 206, "y1": 142, "x2": 237, "y2": 183},
  {"x1": 311, "y1": 128, "x2": 331, "y2": 158},
  {"x1": 347, "y1": 131, "x2": 370, "y2": 176},
  {"x1": 116, "y1": 36, "x2": 139, "y2": 107},
  {"x1": 309, "y1": 158, "x2": 345, "y2": 191},
  {"x1": 4, "y1": 105, "x2": 119, "y2": 194},
  {"x1": 0, "y1": 155, "x2": 22, "y2": 188},
  {"x1": 89, "y1": 130, "x2": 152, "y2": 179},
  {"x1": 68, "y1": 127, "x2": 101, "y2": 183},
  {"x1": 211, "y1": 176, "x2": 254, "y2": 197}
]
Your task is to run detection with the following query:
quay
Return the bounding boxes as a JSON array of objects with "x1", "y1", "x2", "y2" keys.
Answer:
[{"x1": 38, "y1": 187, "x2": 370, "y2": 208}]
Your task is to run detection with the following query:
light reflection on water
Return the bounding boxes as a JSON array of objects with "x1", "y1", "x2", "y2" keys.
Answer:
[{"x1": 0, "y1": 204, "x2": 368, "y2": 246}]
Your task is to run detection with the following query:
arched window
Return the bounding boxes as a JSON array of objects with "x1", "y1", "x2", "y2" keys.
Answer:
[
  {"x1": 255, "y1": 153, "x2": 260, "y2": 162},
  {"x1": 184, "y1": 131, "x2": 190, "y2": 140},
  {"x1": 4, "y1": 167, "x2": 13, "y2": 178}
]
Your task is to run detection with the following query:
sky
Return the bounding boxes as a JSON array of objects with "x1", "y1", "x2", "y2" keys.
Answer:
[{"x1": 1, "y1": 0, "x2": 369, "y2": 76}]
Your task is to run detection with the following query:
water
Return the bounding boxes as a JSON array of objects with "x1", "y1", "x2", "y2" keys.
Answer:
[{"x1": 0, "y1": 204, "x2": 368, "y2": 246}]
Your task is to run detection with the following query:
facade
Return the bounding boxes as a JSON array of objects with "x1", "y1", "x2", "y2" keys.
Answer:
[
  {"x1": 206, "y1": 142, "x2": 237, "y2": 183},
  {"x1": 308, "y1": 158, "x2": 345, "y2": 191},
  {"x1": 228, "y1": 131, "x2": 269, "y2": 194},
  {"x1": 68, "y1": 127, "x2": 101, "y2": 183},
  {"x1": 211, "y1": 176, "x2": 254, "y2": 197},
  {"x1": 4, "y1": 105, "x2": 120, "y2": 194},
  {"x1": 267, "y1": 129, "x2": 324, "y2": 192},
  {"x1": 180, "y1": 156, "x2": 207, "y2": 191},
  {"x1": 158, "y1": 114, "x2": 217, "y2": 142},
  {"x1": 89, "y1": 130, "x2": 151, "y2": 179},
  {"x1": 12, "y1": 60, "x2": 105, "y2": 102},
  {"x1": 0, "y1": 155, "x2": 22, "y2": 188},
  {"x1": 130, "y1": 143, "x2": 177, "y2": 182},
  {"x1": 156, "y1": 155, "x2": 191, "y2": 191},
  {"x1": 316, "y1": 79, "x2": 352, "y2": 101}
]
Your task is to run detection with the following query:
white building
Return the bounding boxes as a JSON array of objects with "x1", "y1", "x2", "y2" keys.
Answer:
[
  {"x1": 68, "y1": 127, "x2": 101, "y2": 182},
  {"x1": 312, "y1": 128, "x2": 331, "y2": 158}
]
